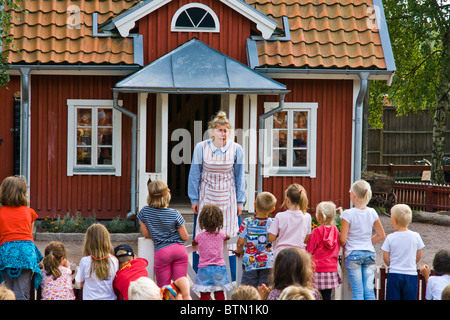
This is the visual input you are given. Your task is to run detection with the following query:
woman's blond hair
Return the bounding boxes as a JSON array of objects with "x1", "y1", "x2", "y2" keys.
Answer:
[
  {"x1": 43, "y1": 241, "x2": 67, "y2": 280},
  {"x1": 147, "y1": 179, "x2": 171, "y2": 208},
  {"x1": 207, "y1": 111, "x2": 231, "y2": 139},
  {"x1": 0, "y1": 175, "x2": 28, "y2": 207},
  {"x1": 83, "y1": 223, "x2": 113, "y2": 280},
  {"x1": 281, "y1": 183, "x2": 308, "y2": 212},
  {"x1": 350, "y1": 179, "x2": 372, "y2": 206}
]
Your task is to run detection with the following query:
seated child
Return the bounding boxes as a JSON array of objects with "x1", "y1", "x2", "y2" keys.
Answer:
[
  {"x1": 113, "y1": 244, "x2": 149, "y2": 300},
  {"x1": 234, "y1": 192, "x2": 276, "y2": 287},
  {"x1": 420, "y1": 249, "x2": 450, "y2": 300}
]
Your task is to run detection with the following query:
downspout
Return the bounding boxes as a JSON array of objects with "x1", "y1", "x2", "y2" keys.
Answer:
[
  {"x1": 353, "y1": 72, "x2": 370, "y2": 182},
  {"x1": 257, "y1": 93, "x2": 286, "y2": 194},
  {"x1": 19, "y1": 67, "x2": 31, "y2": 184},
  {"x1": 112, "y1": 90, "x2": 137, "y2": 218}
]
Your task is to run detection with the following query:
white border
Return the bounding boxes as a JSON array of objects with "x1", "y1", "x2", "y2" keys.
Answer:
[
  {"x1": 67, "y1": 99, "x2": 122, "y2": 176},
  {"x1": 171, "y1": 3, "x2": 220, "y2": 33},
  {"x1": 263, "y1": 102, "x2": 317, "y2": 178}
]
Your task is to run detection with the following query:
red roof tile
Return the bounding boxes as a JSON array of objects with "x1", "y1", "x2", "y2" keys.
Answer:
[
  {"x1": 5, "y1": 0, "x2": 138, "y2": 65},
  {"x1": 247, "y1": 0, "x2": 387, "y2": 69}
]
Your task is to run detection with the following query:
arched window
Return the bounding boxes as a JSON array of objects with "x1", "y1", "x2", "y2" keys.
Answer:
[{"x1": 171, "y1": 3, "x2": 220, "y2": 32}]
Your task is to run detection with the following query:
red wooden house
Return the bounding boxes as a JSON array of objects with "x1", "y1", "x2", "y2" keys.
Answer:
[{"x1": 0, "y1": 0, "x2": 395, "y2": 218}]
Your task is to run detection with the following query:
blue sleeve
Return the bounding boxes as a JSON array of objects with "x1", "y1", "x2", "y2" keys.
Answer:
[
  {"x1": 188, "y1": 142, "x2": 203, "y2": 204},
  {"x1": 234, "y1": 143, "x2": 246, "y2": 206}
]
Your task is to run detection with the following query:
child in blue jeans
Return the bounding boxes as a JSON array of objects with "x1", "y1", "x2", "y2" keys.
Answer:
[{"x1": 340, "y1": 180, "x2": 385, "y2": 300}]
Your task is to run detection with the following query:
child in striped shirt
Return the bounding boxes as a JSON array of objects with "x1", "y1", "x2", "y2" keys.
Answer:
[{"x1": 137, "y1": 179, "x2": 189, "y2": 288}]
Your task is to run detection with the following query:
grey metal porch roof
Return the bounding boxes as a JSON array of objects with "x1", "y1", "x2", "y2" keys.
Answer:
[{"x1": 114, "y1": 38, "x2": 289, "y2": 94}]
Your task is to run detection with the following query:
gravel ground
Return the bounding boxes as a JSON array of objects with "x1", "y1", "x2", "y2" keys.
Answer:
[{"x1": 34, "y1": 213, "x2": 449, "y2": 269}]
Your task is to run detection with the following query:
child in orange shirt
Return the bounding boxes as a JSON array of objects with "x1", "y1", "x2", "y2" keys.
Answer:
[{"x1": 0, "y1": 176, "x2": 43, "y2": 300}]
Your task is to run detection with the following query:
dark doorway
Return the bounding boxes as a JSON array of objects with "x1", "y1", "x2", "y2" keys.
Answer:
[{"x1": 167, "y1": 94, "x2": 220, "y2": 203}]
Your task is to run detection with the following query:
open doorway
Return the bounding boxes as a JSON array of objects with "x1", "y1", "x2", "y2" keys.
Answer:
[{"x1": 167, "y1": 94, "x2": 220, "y2": 204}]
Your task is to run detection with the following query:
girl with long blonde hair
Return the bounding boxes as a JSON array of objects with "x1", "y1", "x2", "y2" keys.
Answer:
[{"x1": 75, "y1": 223, "x2": 119, "y2": 300}]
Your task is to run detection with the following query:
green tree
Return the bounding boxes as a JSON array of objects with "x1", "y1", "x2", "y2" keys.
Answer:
[
  {"x1": 0, "y1": 0, "x2": 22, "y2": 88},
  {"x1": 369, "y1": 0, "x2": 450, "y2": 184}
]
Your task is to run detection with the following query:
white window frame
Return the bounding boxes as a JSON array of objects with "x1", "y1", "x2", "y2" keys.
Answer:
[
  {"x1": 171, "y1": 3, "x2": 220, "y2": 33},
  {"x1": 263, "y1": 102, "x2": 318, "y2": 178},
  {"x1": 67, "y1": 99, "x2": 122, "y2": 176}
]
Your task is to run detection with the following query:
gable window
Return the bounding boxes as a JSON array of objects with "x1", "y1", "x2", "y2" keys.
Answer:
[
  {"x1": 67, "y1": 100, "x2": 122, "y2": 176},
  {"x1": 171, "y1": 3, "x2": 220, "y2": 33},
  {"x1": 263, "y1": 102, "x2": 318, "y2": 177}
]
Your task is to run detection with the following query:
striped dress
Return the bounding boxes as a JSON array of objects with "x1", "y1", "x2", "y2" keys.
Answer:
[{"x1": 196, "y1": 140, "x2": 239, "y2": 237}]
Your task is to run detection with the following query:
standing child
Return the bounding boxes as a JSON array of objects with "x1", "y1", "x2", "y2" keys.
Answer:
[
  {"x1": 306, "y1": 201, "x2": 342, "y2": 300},
  {"x1": 234, "y1": 191, "x2": 276, "y2": 287},
  {"x1": 420, "y1": 249, "x2": 450, "y2": 300},
  {"x1": 113, "y1": 244, "x2": 148, "y2": 300},
  {"x1": 75, "y1": 223, "x2": 119, "y2": 300},
  {"x1": 0, "y1": 176, "x2": 43, "y2": 300},
  {"x1": 268, "y1": 184, "x2": 311, "y2": 257},
  {"x1": 137, "y1": 179, "x2": 189, "y2": 288},
  {"x1": 381, "y1": 204, "x2": 425, "y2": 300},
  {"x1": 192, "y1": 204, "x2": 232, "y2": 300},
  {"x1": 40, "y1": 241, "x2": 76, "y2": 300},
  {"x1": 339, "y1": 179, "x2": 385, "y2": 300}
]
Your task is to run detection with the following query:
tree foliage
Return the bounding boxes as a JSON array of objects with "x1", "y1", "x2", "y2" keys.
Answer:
[
  {"x1": 0, "y1": 0, "x2": 22, "y2": 88},
  {"x1": 369, "y1": 0, "x2": 450, "y2": 183}
]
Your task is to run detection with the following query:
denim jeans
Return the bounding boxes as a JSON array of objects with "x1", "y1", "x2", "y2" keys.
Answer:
[{"x1": 345, "y1": 250, "x2": 376, "y2": 300}]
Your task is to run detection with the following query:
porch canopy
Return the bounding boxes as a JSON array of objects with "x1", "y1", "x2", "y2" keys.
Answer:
[{"x1": 113, "y1": 38, "x2": 289, "y2": 95}]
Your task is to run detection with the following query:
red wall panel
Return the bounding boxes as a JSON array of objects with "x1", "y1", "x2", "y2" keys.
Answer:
[
  {"x1": 0, "y1": 76, "x2": 21, "y2": 182},
  {"x1": 29, "y1": 75, "x2": 136, "y2": 219},
  {"x1": 139, "y1": 0, "x2": 252, "y2": 65},
  {"x1": 261, "y1": 79, "x2": 354, "y2": 216}
]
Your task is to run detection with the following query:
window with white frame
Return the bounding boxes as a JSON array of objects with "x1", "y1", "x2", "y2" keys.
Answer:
[
  {"x1": 171, "y1": 3, "x2": 220, "y2": 33},
  {"x1": 263, "y1": 102, "x2": 317, "y2": 177},
  {"x1": 67, "y1": 100, "x2": 122, "y2": 176}
]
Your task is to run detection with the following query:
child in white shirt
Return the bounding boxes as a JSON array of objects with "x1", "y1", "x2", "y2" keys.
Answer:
[
  {"x1": 381, "y1": 204, "x2": 425, "y2": 300},
  {"x1": 420, "y1": 249, "x2": 450, "y2": 300}
]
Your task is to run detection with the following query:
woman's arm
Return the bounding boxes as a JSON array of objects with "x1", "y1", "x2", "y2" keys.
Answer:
[{"x1": 188, "y1": 143, "x2": 203, "y2": 213}]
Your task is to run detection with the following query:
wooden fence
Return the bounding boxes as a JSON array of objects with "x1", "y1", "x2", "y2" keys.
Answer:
[{"x1": 393, "y1": 182, "x2": 450, "y2": 212}]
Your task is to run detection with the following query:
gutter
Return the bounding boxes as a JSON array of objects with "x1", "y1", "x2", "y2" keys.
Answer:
[
  {"x1": 112, "y1": 90, "x2": 138, "y2": 218},
  {"x1": 257, "y1": 93, "x2": 286, "y2": 194},
  {"x1": 19, "y1": 68, "x2": 31, "y2": 183},
  {"x1": 353, "y1": 72, "x2": 370, "y2": 183}
]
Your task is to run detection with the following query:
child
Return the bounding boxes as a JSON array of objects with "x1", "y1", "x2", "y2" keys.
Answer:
[
  {"x1": 192, "y1": 204, "x2": 232, "y2": 300},
  {"x1": 278, "y1": 285, "x2": 315, "y2": 300},
  {"x1": 128, "y1": 277, "x2": 162, "y2": 300},
  {"x1": 381, "y1": 204, "x2": 425, "y2": 300},
  {"x1": 420, "y1": 249, "x2": 450, "y2": 300},
  {"x1": 268, "y1": 184, "x2": 311, "y2": 257},
  {"x1": 234, "y1": 191, "x2": 276, "y2": 287},
  {"x1": 306, "y1": 201, "x2": 342, "y2": 300},
  {"x1": 40, "y1": 241, "x2": 76, "y2": 300},
  {"x1": 339, "y1": 179, "x2": 385, "y2": 300},
  {"x1": 113, "y1": 244, "x2": 149, "y2": 300},
  {"x1": 137, "y1": 179, "x2": 189, "y2": 288},
  {"x1": 231, "y1": 285, "x2": 261, "y2": 300},
  {"x1": 259, "y1": 247, "x2": 319, "y2": 300},
  {"x1": 75, "y1": 223, "x2": 119, "y2": 300},
  {"x1": 0, "y1": 175, "x2": 43, "y2": 300}
]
